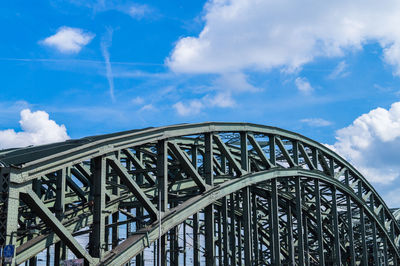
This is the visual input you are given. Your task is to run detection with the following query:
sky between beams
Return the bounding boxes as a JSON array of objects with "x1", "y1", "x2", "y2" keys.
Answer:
[{"x1": 1, "y1": 0, "x2": 400, "y2": 205}]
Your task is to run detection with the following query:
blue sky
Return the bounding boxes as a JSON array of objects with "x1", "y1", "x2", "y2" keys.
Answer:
[{"x1": 2, "y1": 0, "x2": 400, "y2": 205}]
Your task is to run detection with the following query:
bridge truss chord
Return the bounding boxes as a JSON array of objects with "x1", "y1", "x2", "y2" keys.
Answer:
[{"x1": 0, "y1": 122, "x2": 399, "y2": 265}]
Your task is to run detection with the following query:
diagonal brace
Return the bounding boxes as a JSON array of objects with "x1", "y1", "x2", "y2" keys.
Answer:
[
  {"x1": 213, "y1": 134, "x2": 245, "y2": 176},
  {"x1": 334, "y1": 167, "x2": 347, "y2": 180},
  {"x1": 298, "y1": 143, "x2": 316, "y2": 170},
  {"x1": 66, "y1": 175, "x2": 87, "y2": 202},
  {"x1": 275, "y1": 137, "x2": 295, "y2": 167},
  {"x1": 247, "y1": 133, "x2": 274, "y2": 169},
  {"x1": 107, "y1": 157, "x2": 159, "y2": 221},
  {"x1": 19, "y1": 190, "x2": 95, "y2": 264},
  {"x1": 122, "y1": 149, "x2": 156, "y2": 185},
  {"x1": 168, "y1": 142, "x2": 208, "y2": 191}
]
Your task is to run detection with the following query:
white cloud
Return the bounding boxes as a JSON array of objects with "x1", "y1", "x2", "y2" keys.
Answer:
[
  {"x1": 128, "y1": 4, "x2": 151, "y2": 19},
  {"x1": 205, "y1": 92, "x2": 235, "y2": 108},
  {"x1": 329, "y1": 102, "x2": 400, "y2": 184},
  {"x1": 172, "y1": 72, "x2": 256, "y2": 116},
  {"x1": 173, "y1": 100, "x2": 204, "y2": 116},
  {"x1": 213, "y1": 72, "x2": 260, "y2": 93},
  {"x1": 0, "y1": 109, "x2": 70, "y2": 149},
  {"x1": 328, "y1": 61, "x2": 349, "y2": 79},
  {"x1": 81, "y1": 1, "x2": 153, "y2": 19},
  {"x1": 167, "y1": 0, "x2": 400, "y2": 75},
  {"x1": 139, "y1": 104, "x2": 157, "y2": 112},
  {"x1": 383, "y1": 188, "x2": 400, "y2": 207},
  {"x1": 41, "y1": 27, "x2": 94, "y2": 53},
  {"x1": 383, "y1": 42, "x2": 400, "y2": 76},
  {"x1": 173, "y1": 91, "x2": 235, "y2": 116},
  {"x1": 295, "y1": 77, "x2": 313, "y2": 93},
  {"x1": 301, "y1": 118, "x2": 332, "y2": 127}
]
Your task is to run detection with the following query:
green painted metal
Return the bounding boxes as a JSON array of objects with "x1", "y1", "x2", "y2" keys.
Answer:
[{"x1": 0, "y1": 122, "x2": 399, "y2": 265}]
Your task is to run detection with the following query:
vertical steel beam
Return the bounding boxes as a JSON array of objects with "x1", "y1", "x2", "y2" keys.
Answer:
[
  {"x1": 104, "y1": 216, "x2": 109, "y2": 252},
  {"x1": 303, "y1": 216, "x2": 309, "y2": 266},
  {"x1": 358, "y1": 182, "x2": 367, "y2": 265},
  {"x1": 193, "y1": 213, "x2": 200, "y2": 266},
  {"x1": 272, "y1": 179, "x2": 281, "y2": 266},
  {"x1": 218, "y1": 213, "x2": 223, "y2": 266},
  {"x1": 370, "y1": 194, "x2": 379, "y2": 266},
  {"x1": 268, "y1": 194, "x2": 275, "y2": 264},
  {"x1": 383, "y1": 236, "x2": 389, "y2": 265},
  {"x1": 1, "y1": 171, "x2": 20, "y2": 266},
  {"x1": 222, "y1": 197, "x2": 229, "y2": 265},
  {"x1": 170, "y1": 201, "x2": 179, "y2": 266},
  {"x1": 269, "y1": 135, "x2": 276, "y2": 165},
  {"x1": 252, "y1": 192, "x2": 259, "y2": 264},
  {"x1": 221, "y1": 155, "x2": 226, "y2": 174},
  {"x1": 112, "y1": 212, "x2": 119, "y2": 248},
  {"x1": 312, "y1": 149, "x2": 318, "y2": 170},
  {"x1": 31, "y1": 176, "x2": 41, "y2": 265},
  {"x1": 391, "y1": 222, "x2": 397, "y2": 266},
  {"x1": 287, "y1": 204, "x2": 295, "y2": 265},
  {"x1": 183, "y1": 221, "x2": 187, "y2": 266},
  {"x1": 241, "y1": 132, "x2": 249, "y2": 172},
  {"x1": 293, "y1": 140, "x2": 299, "y2": 165},
  {"x1": 331, "y1": 187, "x2": 341, "y2": 265},
  {"x1": 136, "y1": 149, "x2": 144, "y2": 266},
  {"x1": 295, "y1": 177, "x2": 304, "y2": 265},
  {"x1": 237, "y1": 214, "x2": 242, "y2": 265},
  {"x1": 230, "y1": 193, "x2": 237, "y2": 266},
  {"x1": 242, "y1": 186, "x2": 253, "y2": 266},
  {"x1": 204, "y1": 133, "x2": 215, "y2": 266},
  {"x1": 360, "y1": 210, "x2": 367, "y2": 264},
  {"x1": 241, "y1": 132, "x2": 252, "y2": 266},
  {"x1": 344, "y1": 171, "x2": 355, "y2": 266},
  {"x1": 55, "y1": 169, "x2": 67, "y2": 265},
  {"x1": 46, "y1": 247, "x2": 51, "y2": 266},
  {"x1": 90, "y1": 156, "x2": 106, "y2": 258},
  {"x1": 157, "y1": 140, "x2": 168, "y2": 266},
  {"x1": 314, "y1": 179, "x2": 324, "y2": 265}
]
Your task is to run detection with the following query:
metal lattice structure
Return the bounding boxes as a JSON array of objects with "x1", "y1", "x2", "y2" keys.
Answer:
[{"x1": 0, "y1": 122, "x2": 399, "y2": 265}]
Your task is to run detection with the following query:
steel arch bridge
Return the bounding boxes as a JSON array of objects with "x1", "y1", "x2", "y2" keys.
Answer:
[{"x1": 0, "y1": 122, "x2": 399, "y2": 266}]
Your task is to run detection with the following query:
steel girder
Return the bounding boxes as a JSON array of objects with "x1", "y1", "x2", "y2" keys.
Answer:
[{"x1": 0, "y1": 122, "x2": 399, "y2": 265}]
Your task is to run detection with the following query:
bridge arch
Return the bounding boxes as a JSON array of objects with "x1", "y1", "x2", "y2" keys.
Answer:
[{"x1": 0, "y1": 122, "x2": 398, "y2": 265}]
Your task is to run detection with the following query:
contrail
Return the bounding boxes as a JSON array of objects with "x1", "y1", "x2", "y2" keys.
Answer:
[
  {"x1": 101, "y1": 28, "x2": 115, "y2": 102},
  {"x1": 0, "y1": 57, "x2": 161, "y2": 66}
]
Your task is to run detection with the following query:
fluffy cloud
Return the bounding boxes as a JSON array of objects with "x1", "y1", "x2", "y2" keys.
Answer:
[
  {"x1": 173, "y1": 91, "x2": 235, "y2": 116},
  {"x1": 295, "y1": 77, "x2": 313, "y2": 93},
  {"x1": 171, "y1": 72, "x2": 254, "y2": 116},
  {"x1": 173, "y1": 100, "x2": 204, "y2": 116},
  {"x1": 167, "y1": 0, "x2": 400, "y2": 75},
  {"x1": 329, "y1": 102, "x2": 400, "y2": 184},
  {"x1": 0, "y1": 109, "x2": 70, "y2": 149},
  {"x1": 301, "y1": 118, "x2": 332, "y2": 127},
  {"x1": 127, "y1": 4, "x2": 152, "y2": 19},
  {"x1": 41, "y1": 27, "x2": 94, "y2": 53}
]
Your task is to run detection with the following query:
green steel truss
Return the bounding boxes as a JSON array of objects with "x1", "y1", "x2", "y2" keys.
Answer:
[{"x1": 0, "y1": 122, "x2": 399, "y2": 265}]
